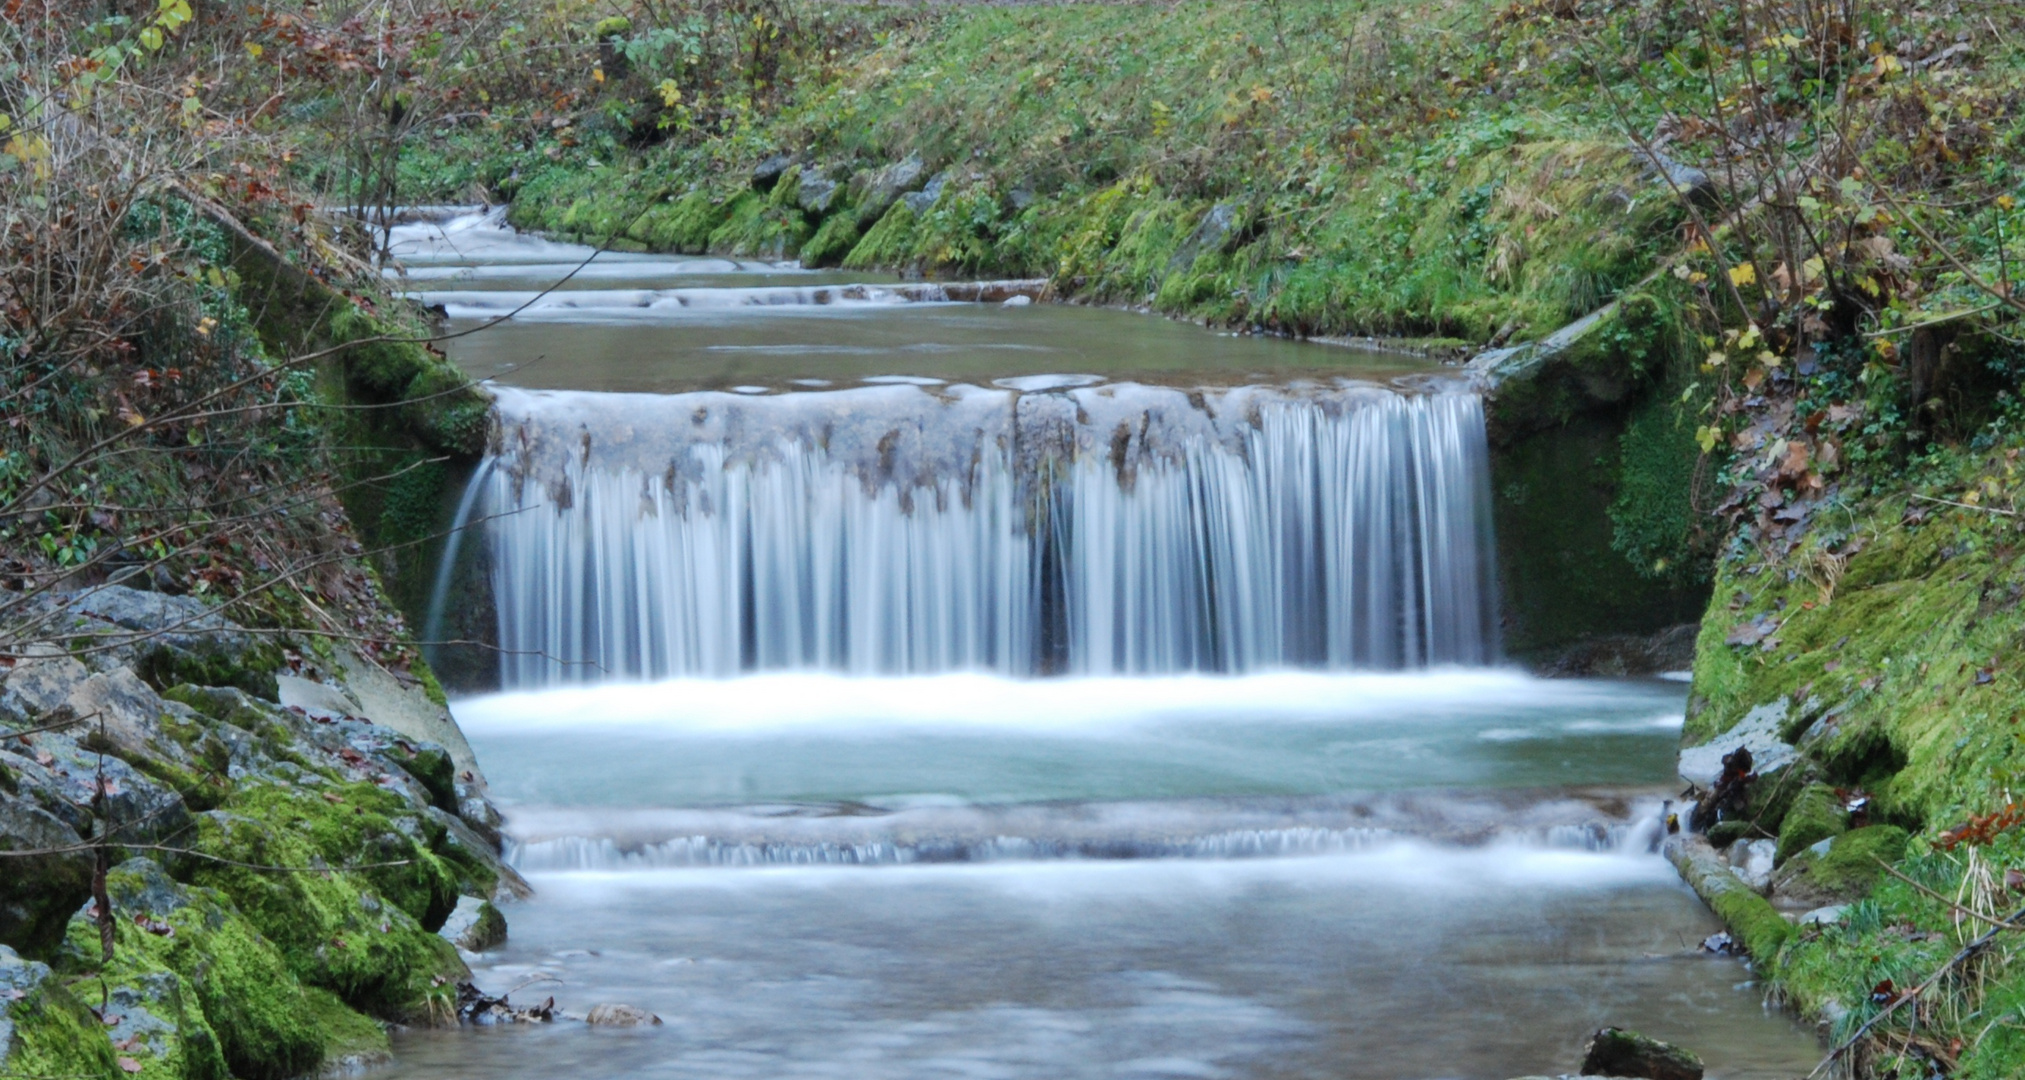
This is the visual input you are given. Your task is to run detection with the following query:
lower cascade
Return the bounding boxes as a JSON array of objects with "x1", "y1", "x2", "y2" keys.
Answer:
[{"x1": 475, "y1": 379, "x2": 1498, "y2": 685}]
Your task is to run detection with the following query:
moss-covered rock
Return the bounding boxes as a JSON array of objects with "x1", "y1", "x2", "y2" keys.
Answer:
[
  {"x1": 0, "y1": 944, "x2": 121, "y2": 1080},
  {"x1": 1775, "y1": 783, "x2": 1849, "y2": 865},
  {"x1": 95, "y1": 967, "x2": 228, "y2": 1080},
  {"x1": 1775, "y1": 825, "x2": 1911, "y2": 901},
  {"x1": 188, "y1": 794, "x2": 465, "y2": 1020},
  {"x1": 61, "y1": 858, "x2": 325, "y2": 1080}
]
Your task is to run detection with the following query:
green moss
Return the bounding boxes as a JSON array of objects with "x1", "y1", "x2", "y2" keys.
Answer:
[
  {"x1": 843, "y1": 202, "x2": 919, "y2": 270},
  {"x1": 188, "y1": 785, "x2": 465, "y2": 1019},
  {"x1": 0, "y1": 958, "x2": 121, "y2": 1080},
  {"x1": 1776, "y1": 783, "x2": 1850, "y2": 865},
  {"x1": 799, "y1": 208, "x2": 861, "y2": 268},
  {"x1": 1784, "y1": 825, "x2": 1911, "y2": 897},
  {"x1": 1609, "y1": 390, "x2": 1710, "y2": 585},
  {"x1": 1489, "y1": 412, "x2": 1710, "y2": 660},
  {"x1": 62, "y1": 861, "x2": 324, "y2": 1080},
  {"x1": 300, "y1": 987, "x2": 390, "y2": 1073},
  {"x1": 704, "y1": 191, "x2": 808, "y2": 258},
  {"x1": 1669, "y1": 843, "x2": 1792, "y2": 961},
  {"x1": 136, "y1": 642, "x2": 284, "y2": 702}
]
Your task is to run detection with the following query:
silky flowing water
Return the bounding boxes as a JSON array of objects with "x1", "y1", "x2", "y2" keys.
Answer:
[{"x1": 381, "y1": 210, "x2": 1821, "y2": 1079}]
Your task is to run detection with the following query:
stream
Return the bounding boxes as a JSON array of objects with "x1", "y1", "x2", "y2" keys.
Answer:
[{"x1": 378, "y1": 208, "x2": 1820, "y2": 1080}]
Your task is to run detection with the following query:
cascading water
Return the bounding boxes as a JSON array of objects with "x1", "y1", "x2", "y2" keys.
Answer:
[
  {"x1": 379, "y1": 209, "x2": 1823, "y2": 1080},
  {"x1": 474, "y1": 380, "x2": 1497, "y2": 686}
]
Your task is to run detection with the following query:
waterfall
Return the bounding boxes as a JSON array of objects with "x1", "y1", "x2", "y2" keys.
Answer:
[{"x1": 475, "y1": 380, "x2": 1497, "y2": 686}]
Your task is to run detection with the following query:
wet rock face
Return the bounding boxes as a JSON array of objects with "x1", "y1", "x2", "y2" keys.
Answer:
[
  {"x1": 0, "y1": 795, "x2": 91, "y2": 958},
  {"x1": 1578, "y1": 1027, "x2": 1704, "y2": 1080},
  {"x1": 437, "y1": 896, "x2": 507, "y2": 953}
]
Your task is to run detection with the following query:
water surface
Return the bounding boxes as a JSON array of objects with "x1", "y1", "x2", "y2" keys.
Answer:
[{"x1": 385, "y1": 210, "x2": 1820, "y2": 1080}]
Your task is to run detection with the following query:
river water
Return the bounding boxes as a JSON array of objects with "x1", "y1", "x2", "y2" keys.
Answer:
[{"x1": 379, "y1": 209, "x2": 1820, "y2": 1080}]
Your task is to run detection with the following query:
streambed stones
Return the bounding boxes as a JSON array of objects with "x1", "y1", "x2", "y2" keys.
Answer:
[{"x1": 583, "y1": 1003, "x2": 661, "y2": 1027}]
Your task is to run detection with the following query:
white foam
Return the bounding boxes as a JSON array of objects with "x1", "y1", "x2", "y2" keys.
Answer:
[{"x1": 453, "y1": 669, "x2": 1671, "y2": 738}]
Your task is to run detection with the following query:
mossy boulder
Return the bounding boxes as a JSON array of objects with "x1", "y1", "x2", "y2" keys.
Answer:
[
  {"x1": 1775, "y1": 783, "x2": 1849, "y2": 865},
  {"x1": 1774, "y1": 825, "x2": 1911, "y2": 901},
  {"x1": 59, "y1": 858, "x2": 326, "y2": 1080},
  {"x1": 187, "y1": 793, "x2": 465, "y2": 1020},
  {"x1": 94, "y1": 967, "x2": 229, "y2": 1080},
  {"x1": 0, "y1": 944, "x2": 120, "y2": 1080}
]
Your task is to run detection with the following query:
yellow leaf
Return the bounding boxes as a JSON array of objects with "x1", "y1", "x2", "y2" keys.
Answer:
[
  {"x1": 2000, "y1": 194, "x2": 2017, "y2": 211},
  {"x1": 1728, "y1": 263, "x2": 1757, "y2": 288},
  {"x1": 245, "y1": 42, "x2": 264, "y2": 59},
  {"x1": 1696, "y1": 425, "x2": 1721, "y2": 454},
  {"x1": 139, "y1": 25, "x2": 163, "y2": 50},
  {"x1": 658, "y1": 79, "x2": 682, "y2": 108},
  {"x1": 1706, "y1": 350, "x2": 1728, "y2": 366},
  {"x1": 592, "y1": 67, "x2": 605, "y2": 84}
]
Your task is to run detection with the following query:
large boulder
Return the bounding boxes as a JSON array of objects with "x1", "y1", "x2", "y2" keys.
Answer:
[
  {"x1": 19, "y1": 586, "x2": 281, "y2": 700},
  {"x1": 64, "y1": 858, "x2": 326, "y2": 1080},
  {"x1": 1677, "y1": 702, "x2": 1797, "y2": 789},
  {"x1": 852, "y1": 153, "x2": 926, "y2": 224},
  {"x1": 798, "y1": 172, "x2": 841, "y2": 215},
  {"x1": 0, "y1": 792, "x2": 91, "y2": 957},
  {"x1": 1, "y1": 734, "x2": 191, "y2": 847}
]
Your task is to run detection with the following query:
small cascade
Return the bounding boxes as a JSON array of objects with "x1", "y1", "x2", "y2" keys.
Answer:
[
  {"x1": 474, "y1": 379, "x2": 1498, "y2": 686},
  {"x1": 416, "y1": 281, "x2": 983, "y2": 320}
]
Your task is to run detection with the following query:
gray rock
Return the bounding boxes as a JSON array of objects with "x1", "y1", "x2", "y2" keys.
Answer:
[
  {"x1": 437, "y1": 896, "x2": 507, "y2": 953},
  {"x1": 1634, "y1": 146, "x2": 1717, "y2": 207},
  {"x1": 277, "y1": 675, "x2": 364, "y2": 722},
  {"x1": 1677, "y1": 702, "x2": 1797, "y2": 789},
  {"x1": 1725, "y1": 838, "x2": 1777, "y2": 892},
  {"x1": 64, "y1": 666, "x2": 190, "y2": 764},
  {"x1": 900, "y1": 171, "x2": 950, "y2": 215},
  {"x1": 2, "y1": 735, "x2": 189, "y2": 848},
  {"x1": 1002, "y1": 295, "x2": 1033, "y2": 308},
  {"x1": 0, "y1": 793, "x2": 92, "y2": 956},
  {"x1": 1168, "y1": 203, "x2": 1240, "y2": 272},
  {"x1": 104, "y1": 969, "x2": 221, "y2": 1072},
  {"x1": 751, "y1": 154, "x2": 795, "y2": 190},
  {"x1": 797, "y1": 173, "x2": 839, "y2": 215},
  {"x1": 0, "y1": 944, "x2": 54, "y2": 1060},
  {"x1": 854, "y1": 153, "x2": 926, "y2": 223},
  {"x1": 0, "y1": 651, "x2": 91, "y2": 720},
  {"x1": 455, "y1": 785, "x2": 504, "y2": 850},
  {"x1": 1579, "y1": 1027, "x2": 1703, "y2": 1080},
  {"x1": 100, "y1": 857, "x2": 192, "y2": 920},
  {"x1": 1799, "y1": 904, "x2": 1849, "y2": 927},
  {"x1": 583, "y1": 1003, "x2": 661, "y2": 1027}
]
